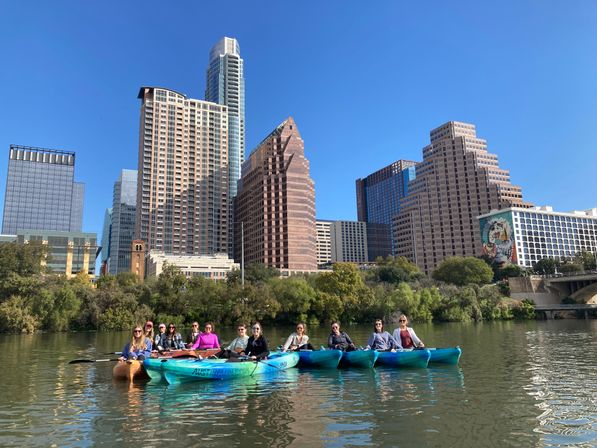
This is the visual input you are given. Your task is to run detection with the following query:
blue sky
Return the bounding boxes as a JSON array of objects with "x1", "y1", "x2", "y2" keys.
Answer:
[{"x1": 1, "y1": 1, "x2": 596, "y2": 241}]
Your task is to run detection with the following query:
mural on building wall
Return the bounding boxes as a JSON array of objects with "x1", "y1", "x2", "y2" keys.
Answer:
[{"x1": 480, "y1": 212, "x2": 516, "y2": 265}]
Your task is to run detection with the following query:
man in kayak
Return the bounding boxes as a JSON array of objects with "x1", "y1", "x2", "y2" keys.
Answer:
[{"x1": 185, "y1": 322, "x2": 201, "y2": 348}]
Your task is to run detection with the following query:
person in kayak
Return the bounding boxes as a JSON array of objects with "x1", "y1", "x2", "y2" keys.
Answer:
[
  {"x1": 241, "y1": 322, "x2": 269, "y2": 360},
  {"x1": 162, "y1": 323, "x2": 186, "y2": 350},
  {"x1": 215, "y1": 323, "x2": 249, "y2": 358},
  {"x1": 120, "y1": 326, "x2": 152, "y2": 361},
  {"x1": 143, "y1": 321, "x2": 154, "y2": 341},
  {"x1": 190, "y1": 321, "x2": 221, "y2": 350},
  {"x1": 366, "y1": 319, "x2": 398, "y2": 351},
  {"x1": 185, "y1": 321, "x2": 201, "y2": 348},
  {"x1": 154, "y1": 323, "x2": 167, "y2": 351},
  {"x1": 392, "y1": 314, "x2": 425, "y2": 350},
  {"x1": 328, "y1": 322, "x2": 356, "y2": 351},
  {"x1": 282, "y1": 322, "x2": 315, "y2": 351}
]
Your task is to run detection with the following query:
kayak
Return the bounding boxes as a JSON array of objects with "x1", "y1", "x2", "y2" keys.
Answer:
[
  {"x1": 112, "y1": 360, "x2": 150, "y2": 382},
  {"x1": 428, "y1": 347, "x2": 461, "y2": 365},
  {"x1": 297, "y1": 349, "x2": 342, "y2": 369},
  {"x1": 162, "y1": 352, "x2": 299, "y2": 384},
  {"x1": 339, "y1": 350, "x2": 378, "y2": 368},
  {"x1": 143, "y1": 349, "x2": 220, "y2": 382},
  {"x1": 376, "y1": 349, "x2": 431, "y2": 368}
]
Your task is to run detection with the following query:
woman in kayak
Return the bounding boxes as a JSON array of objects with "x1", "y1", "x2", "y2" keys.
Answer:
[
  {"x1": 190, "y1": 321, "x2": 221, "y2": 350},
  {"x1": 215, "y1": 323, "x2": 249, "y2": 358},
  {"x1": 392, "y1": 314, "x2": 425, "y2": 350},
  {"x1": 163, "y1": 323, "x2": 186, "y2": 350},
  {"x1": 282, "y1": 322, "x2": 315, "y2": 352},
  {"x1": 241, "y1": 322, "x2": 270, "y2": 360},
  {"x1": 154, "y1": 323, "x2": 167, "y2": 351},
  {"x1": 328, "y1": 322, "x2": 356, "y2": 351},
  {"x1": 366, "y1": 319, "x2": 398, "y2": 351},
  {"x1": 143, "y1": 321, "x2": 154, "y2": 341},
  {"x1": 120, "y1": 326, "x2": 153, "y2": 361}
]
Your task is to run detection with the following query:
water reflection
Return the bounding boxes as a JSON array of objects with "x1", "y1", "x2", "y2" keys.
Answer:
[{"x1": 0, "y1": 321, "x2": 594, "y2": 447}]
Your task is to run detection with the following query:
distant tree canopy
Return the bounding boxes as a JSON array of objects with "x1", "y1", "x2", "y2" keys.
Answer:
[{"x1": 432, "y1": 256, "x2": 494, "y2": 286}]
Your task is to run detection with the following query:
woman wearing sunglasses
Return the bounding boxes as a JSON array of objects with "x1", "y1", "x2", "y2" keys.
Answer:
[
  {"x1": 215, "y1": 324, "x2": 249, "y2": 359},
  {"x1": 120, "y1": 326, "x2": 153, "y2": 361},
  {"x1": 282, "y1": 322, "x2": 314, "y2": 352},
  {"x1": 327, "y1": 321, "x2": 356, "y2": 351},
  {"x1": 162, "y1": 323, "x2": 185, "y2": 350},
  {"x1": 190, "y1": 322, "x2": 220, "y2": 350},
  {"x1": 365, "y1": 319, "x2": 398, "y2": 351},
  {"x1": 186, "y1": 322, "x2": 201, "y2": 348},
  {"x1": 240, "y1": 322, "x2": 269, "y2": 360},
  {"x1": 392, "y1": 314, "x2": 425, "y2": 350}
]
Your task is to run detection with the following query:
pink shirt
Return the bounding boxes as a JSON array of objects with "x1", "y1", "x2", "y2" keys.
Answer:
[{"x1": 191, "y1": 332, "x2": 220, "y2": 350}]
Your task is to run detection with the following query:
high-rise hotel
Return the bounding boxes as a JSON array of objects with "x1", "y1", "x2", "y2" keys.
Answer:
[
  {"x1": 234, "y1": 117, "x2": 317, "y2": 273},
  {"x1": 394, "y1": 121, "x2": 532, "y2": 273},
  {"x1": 135, "y1": 87, "x2": 229, "y2": 255}
]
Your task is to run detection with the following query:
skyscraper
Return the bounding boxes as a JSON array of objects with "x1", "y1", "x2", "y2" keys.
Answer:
[
  {"x1": 394, "y1": 121, "x2": 532, "y2": 273},
  {"x1": 331, "y1": 221, "x2": 368, "y2": 263},
  {"x1": 234, "y1": 117, "x2": 317, "y2": 272},
  {"x1": 205, "y1": 36, "x2": 245, "y2": 198},
  {"x1": 356, "y1": 159, "x2": 417, "y2": 258},
  {"x1": 2, "y1": 145, "x2": 84, "y2": 234},
  {"x1": 109, "y1": 169, "x2": 137, "y2": 274},
  {"x1": 135, "y1": 87, "x2": 229, "y2": 255},
  {"x1": 100, "y1": 208, "x2": 112, "y2": 275},
  {"x1": 316, "y1": 220, "x2": 332, "y2": 267}
]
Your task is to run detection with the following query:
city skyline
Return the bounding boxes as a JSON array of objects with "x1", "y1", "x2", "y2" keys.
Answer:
[{"x1": 1, "y1": 2, "x2": 597, "y2": 242}]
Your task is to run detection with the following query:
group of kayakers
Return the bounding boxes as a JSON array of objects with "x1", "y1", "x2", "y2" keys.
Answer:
[{"x1": 119, "y1": 314, "x2": 424, "y2": 362}]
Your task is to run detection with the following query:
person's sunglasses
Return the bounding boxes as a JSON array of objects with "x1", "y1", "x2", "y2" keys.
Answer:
[
  {"x1": 237, "y1": 328, "x2": 245, "y2": 331},
  {"x1": 252, "y1": 327, "x2": 260, "y2": 330},
  {"x1": 134, "y1": 330, "x2": 142, "y2": 333},
  {"x1": 399, "y1": 319, "x2": 406, "y2": 322},
  {"x1": 192, "y1": 324, "x2": 198, "y2": 327},
  {"x1": 169, "y1": 326, "x2": 175, "y2": 329}
]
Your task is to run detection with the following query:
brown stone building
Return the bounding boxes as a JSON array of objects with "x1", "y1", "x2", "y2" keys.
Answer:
[
  {"x1": 394, "y1": 121, "x2": 532, "y2": 273},
  {"x1": 234, "y1": 117, "x2": 317, "y2": 272}
]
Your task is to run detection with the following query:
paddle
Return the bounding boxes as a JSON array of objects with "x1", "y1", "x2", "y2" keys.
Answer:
[{"x1": 69, "y1": 358, "x2": 121, "y2": 364}]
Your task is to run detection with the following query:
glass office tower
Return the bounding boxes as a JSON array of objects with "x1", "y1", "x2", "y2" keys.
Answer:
[
  {"x1": 109, "y1": 169, "x2": 137, "y2": 274},
  {"x1": 2, "y1": 145, "x2": 84, "y2": 234}
]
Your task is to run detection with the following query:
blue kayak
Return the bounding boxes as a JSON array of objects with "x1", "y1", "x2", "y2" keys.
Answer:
[
  {"x1": 143, "y1": 358, "x2": 168, "y2": 382},
  {"x1": 297, "y1": 349, "x2": 342, "y2": 368},
  {"x1": 376, "y1": 349, "x2": 431, "y2": 368},
  {"x1": 162, "y1": 352, "x2": 299, "y2": 384},
  {"x1": 339, "y1": 350, "x2": 378, "y2": 368},
  {"x1": 428, "y1": 347, "x2": 461, "y2": 365}
]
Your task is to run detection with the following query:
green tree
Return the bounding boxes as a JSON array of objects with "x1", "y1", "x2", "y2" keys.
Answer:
[
  {"x1": 432, "y1": 256, "x2": 494, "y2": 286},
  {"x1": 270, "y1": 277, "x2": 316, "y2": 324},
  {"x1": 0, "y1": 296, "x2": 38, "y2": 333},
  {"x1": 0, "y1": 241, "x2": 48, "y2": 280},
  {"x1": 227, "y1": 263, "x2": 281, "y2": 286},
  {"x1": 369, "y1": 256, "x2": 421, "y2": 284},
  {"x1": 574, "y1": 250, "x2": 597, "y2": 271},
  {"x1": 533, "y1": 258, "x2": 558, "y2": 275}
]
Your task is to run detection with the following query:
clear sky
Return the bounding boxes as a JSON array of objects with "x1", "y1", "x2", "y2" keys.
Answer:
[{"x1": 1, "y1": 1, "x2": 596, "y2": 242}]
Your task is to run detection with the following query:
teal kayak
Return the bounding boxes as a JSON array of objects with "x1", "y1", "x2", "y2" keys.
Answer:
[
  {"x1": 376, "y1": 349, "x2": 431, "y2": 368},
  {"x1": 428, "y1": 347, "x2": 461, "y2": 365},
  {"x1": 162, "y1": 352, "x2": 299, "y2": 384},
  {"x1": 297, "y1": 349, "x2": 342, "y2": 368},
  {"x1": 339, "y1": 350, "x2": 378, "y2": 368},
  {"x1": 143, "y1": 358, "x2": 168, "y2": 382}
]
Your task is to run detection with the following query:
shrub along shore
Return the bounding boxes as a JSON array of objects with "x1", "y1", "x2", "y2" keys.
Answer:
[{"x1": 0, "y1": 242, "x2": 536, "y2": 334}]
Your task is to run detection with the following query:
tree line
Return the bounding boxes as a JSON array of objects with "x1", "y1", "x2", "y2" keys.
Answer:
[{"x1": 0, "y1": 242, "x2": 536, "y2": 333}]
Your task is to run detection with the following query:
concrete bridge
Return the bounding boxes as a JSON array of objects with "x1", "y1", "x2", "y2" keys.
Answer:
[
  {"x1": 509, "y1": 271, "x2": 597, "y2": 308},
  {"x1": 534, "y1": 303, "x2": 597, "y2": 319}
]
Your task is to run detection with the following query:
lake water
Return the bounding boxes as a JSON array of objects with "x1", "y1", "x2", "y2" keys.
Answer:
[{"x1": 0, "y1": 320, "x2": 595, "y2": 447}]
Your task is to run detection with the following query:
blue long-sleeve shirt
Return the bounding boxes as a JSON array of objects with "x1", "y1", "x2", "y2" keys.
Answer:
[
  {"x1": 122, "y1": 337, "x2": 153, "y2": 359},
  {"x1": 366, "y1": 331, "x2": 398, "y2": 350}
]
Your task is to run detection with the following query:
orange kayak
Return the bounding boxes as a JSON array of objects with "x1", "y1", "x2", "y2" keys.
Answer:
[{"x1": 112, "y1": 360, "x2": 150, "y2": 382}]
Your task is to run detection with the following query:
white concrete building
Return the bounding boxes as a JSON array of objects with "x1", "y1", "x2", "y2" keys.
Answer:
[
  {"x1": 316, "y1": 220, "x2": 332, "y2": 267},
  {"x1": 478, "y1": 206, "x2": 597, "y2": 268},
  {"x1": 146, "y1": 251, "x2": 238, "y2": 280},
  {"x1": 331, "y1": 221, "x2": 368, "y2": 263}
]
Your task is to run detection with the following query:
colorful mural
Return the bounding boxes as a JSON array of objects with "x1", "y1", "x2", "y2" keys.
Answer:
[{"x1": 480, "y1": 211, "x2": 517, "y2": 265}]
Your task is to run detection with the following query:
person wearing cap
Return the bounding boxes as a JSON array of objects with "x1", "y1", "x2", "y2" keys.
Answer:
[
  {"x1": 154, "y1": 323, "x2": 167, "y2": 351},
  {"x1": 143, "y1": 321, "x2": 154, "y2": 342}
]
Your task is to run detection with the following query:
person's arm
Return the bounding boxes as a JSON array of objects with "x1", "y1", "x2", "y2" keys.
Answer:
[
  {"x1": 409, "y1": 328, "x2": 424, "y2": 347},
  {"x1": 190, "y1": 334, "x2": 201, "y2": 350},
  {"x1": 392, "y1": 329, "x2": 403, "y2": 350},
  {"x1": 120, "y1": 343, "x2": 130, "y2": 360},
  {"x1": 387, "y1": 332, "x2": 399, "y2": 350},
  {"x1": 328, "y1": 334, "x2": 335, "y2": 349},
  {"x1": 257, "y1": 337, "x2": 270, "y2": 359},
  {"x1": 139, "y1": 339, "x2": 152, "y2": 358},
  {"x1": 282, "y1": 334, "x2": 294, "y2": 352},
  {"x1": 344, "y1": 333, "x2": 354, "y2": 346},
  {"x1": 365, "y1": 333, "x2": 375, "y2": 350},
  {"x1": 214, "y1": 334, "x2": 220, "y2": 349}
]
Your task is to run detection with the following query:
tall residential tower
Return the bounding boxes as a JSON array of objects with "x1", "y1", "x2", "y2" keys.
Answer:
[
  {"x1": 109, "y1": 169, "x2": 137, "y2": 274},
  {"x1": 135, "y1": 87, "x2": 229, "y2": 255}
]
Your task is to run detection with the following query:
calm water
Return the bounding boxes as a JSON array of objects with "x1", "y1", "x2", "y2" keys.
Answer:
[{"x1": 0, "y1": 320, "x2": 595, "y2": 447}]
